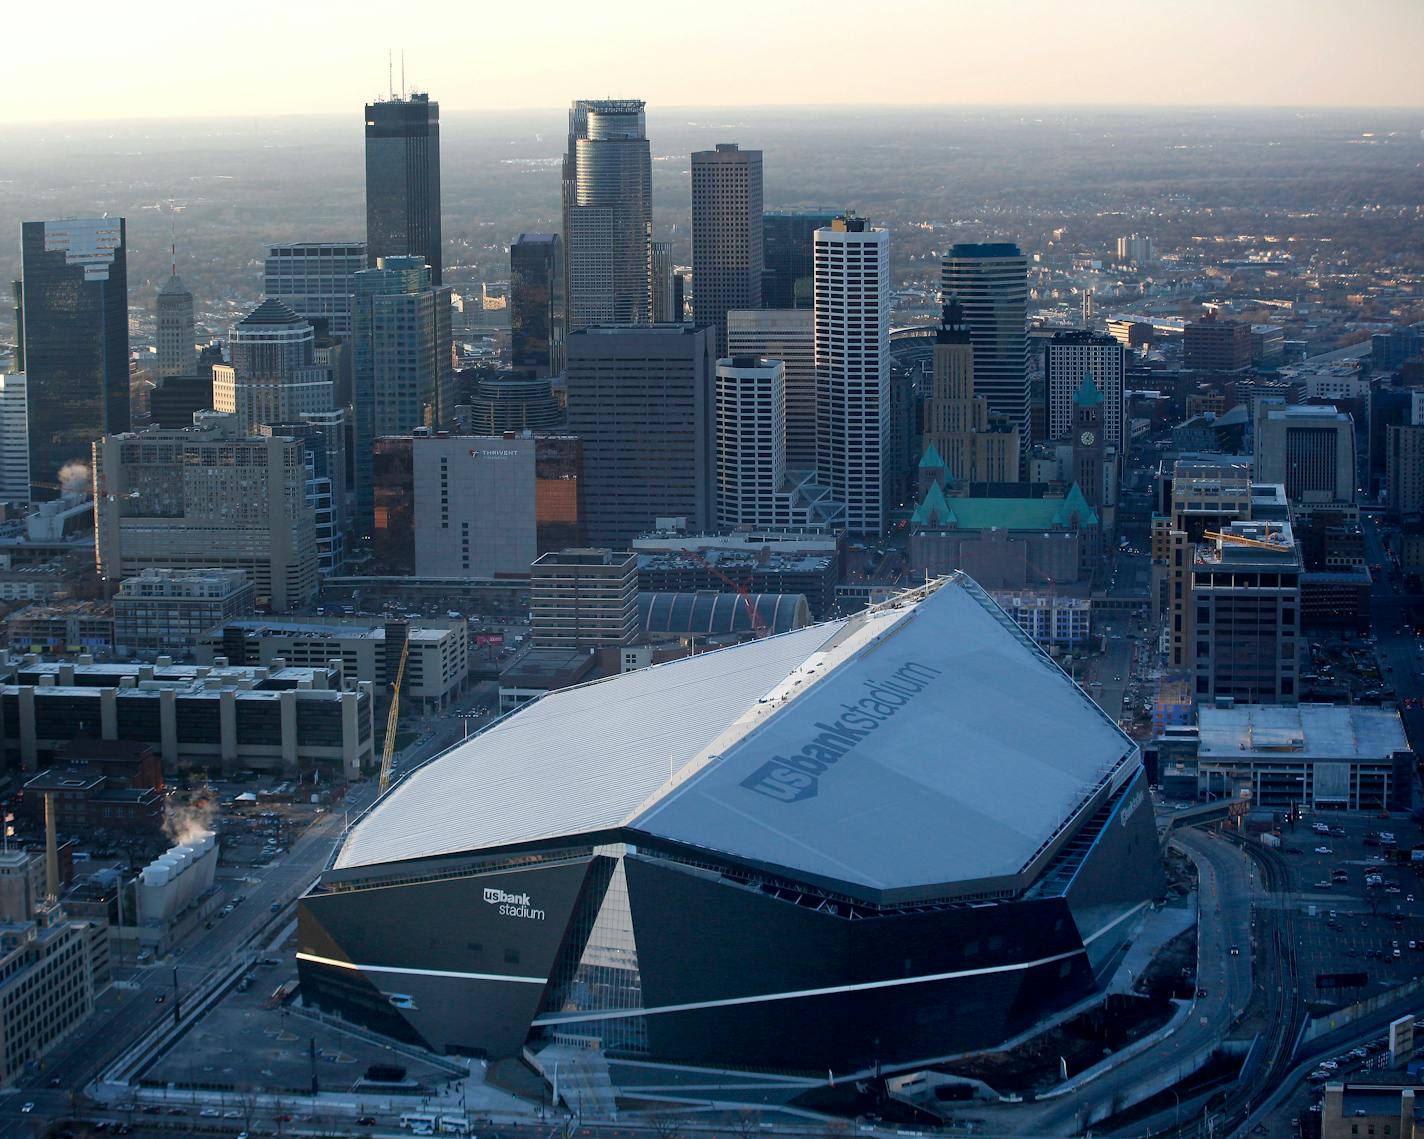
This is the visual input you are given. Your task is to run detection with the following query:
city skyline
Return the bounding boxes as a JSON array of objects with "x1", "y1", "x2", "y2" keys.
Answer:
[{"x1": 1, "y1": 0, "x2": 1421, "y2": 125}]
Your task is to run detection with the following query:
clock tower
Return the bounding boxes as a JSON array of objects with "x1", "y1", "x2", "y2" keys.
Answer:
[{"x1": 1072, "y1": 371, "x2": 1105, "y2": 508}]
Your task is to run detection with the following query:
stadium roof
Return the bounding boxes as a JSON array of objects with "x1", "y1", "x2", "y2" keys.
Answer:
[{"x1": 335, "y1": 576, "x2": 1138, "y2": 898}]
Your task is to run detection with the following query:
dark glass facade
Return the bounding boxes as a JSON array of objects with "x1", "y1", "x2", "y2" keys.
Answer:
[
  {"x1": 19, "y1": 218, "x2": 130, "y2": 498},
  {"x1": 364, "y1": 96, "x2": 442, "y2": 285},
  {"x1": 370, "y1": 435, "x2": 415, "y2": 575},
  {"x1": 762, "y1": 211, "x2": 835, "y2": 310},
  {"x1": 510, "y1": 235, "x2": 564, "y2": 378}
]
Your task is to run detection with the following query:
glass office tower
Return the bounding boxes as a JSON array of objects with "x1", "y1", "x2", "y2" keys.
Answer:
[{"x1": 364, "y1": 95, "x2": 442, "y2": 285}]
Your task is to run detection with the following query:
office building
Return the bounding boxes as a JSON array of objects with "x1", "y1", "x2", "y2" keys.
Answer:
[
  {"x1": 941, "y1": 243, "x2": 1030, "y2": 455},
  {"x1": 715, "y1": 357, "x2": 786, "y2": 528},
  {"x1": 0, "y1": 659, "x2": 373, "y2": 779},
  {"x1": 298, "y1": 575, "x2": 1160, "y2": 1077},
  {"x1": 113, "y1": 568, "x2": 256, "y2": 659},
  {"x1": 1191, "y1": 518, "x2": 1302, "y2": 705},
  {"x1": 351, "y1": 257, "x2": 453, "y2": 536},
  {"x1": 263, "y1": 242, "x2": 367, "y2": 339},
  {"x1": 212, "y1": 299, "x2": 332, "y2": 432},
  {"x1": 529, "y1": 548, "x2": 638, "y2": 649},
  {"x1": 727, "y1": 308, "x2": 816, "y2": 470},
  {"x1": 1197, "y1": 705, "x2": 1410, "y2": 811},
  {"x1": 364, "y1": 95, "x2": 442, "y2": 283},
  {"x1": 650, "y1": 241, "x2": 677, "y2": 322},
  {"x1": 816, "y1": 215, "x2": 890, "y2": 535},
  {"x1": 565, "y1": 324, "x2": 715, "y2": 545},
  {"x1": 0, "y1": 375, "x2": 30, "y2": 504},
  {"x1": 1321, "y1": 1084, "x2": 1424, "y2": 1139},
  {"x1": 1184, "y1": 313, "x2": 1252, "y2": 372},
  {"x1": 369, "y1": 435, "x2": 415, "y2": 575},
  {"x1": 691, "y1": 144, "x2": 763, "y2": 354},
  {"x1": 199, "y1": 617, "x2": 468, "y2": 713},
  {"x1": 5, "y1": 603, "x2": 115, "y2": 658},
  {"x1": 18, "y1": 219, "x2": 129, "y2": 499},
  {"x1": 149, "y1": 375, "x2": 213, "y2": 430},
  {"x1": 510, "y1": 235, "x2": 565, "y2": 378},
  {"x1": 1371, "y1": 325, "x2": 1423, "y2": 372},
  {"x1": 1044, "y1": 329, "x2": 1127, "y2": 450},
  {"x1": 762, "y1": 211, "x2": 836, "y2": 310},
  {"x1": 260, "y1": 412, "x2": 351, "y2": 575},
  {"x1": 457, "y1": 374, "x2": 563, "y2": 434},
  {"x1": 0, "y1": 908, "x2": 99, "y2": 1086},
  {"x1": 1387, "y1": 423, "x2": 1424, "y2": 518},
  {"x1": 920, "y1": 301, "x2": 1021, "y2": 485},
  {"x1": 562, "y1": 99, "x2": 653, "y2": 330},
  {"x1": 92, "y1": 415, "x2": 319, "y2": 612},
  {"x1": 155, "y1": 267, "x2": 196, "y2": 381},
  {"x1": 1254, "y1": 403, "x2": 1356, "y2": 506},
  {"x1": 413, "y1": 434, "x2": 537, "y2": 578}
]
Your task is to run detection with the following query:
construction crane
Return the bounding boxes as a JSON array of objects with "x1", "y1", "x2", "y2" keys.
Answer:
[
  {"x1": 377, "y1": 636, "x2": 411, "y2": 795},
  {"x1": 1202, "y1": 529, "x2": 1287, "y2": 551},
  {"x1": 681, "y1": 548, "x2": 768, "y2": 637}
]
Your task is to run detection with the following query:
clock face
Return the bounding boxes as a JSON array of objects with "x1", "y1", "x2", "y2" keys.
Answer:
[{"x1": 1079, "y1": 430, "x2": 1096, "y2": 447}]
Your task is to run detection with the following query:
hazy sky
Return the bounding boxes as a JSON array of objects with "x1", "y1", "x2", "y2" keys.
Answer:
[{"x1": 5, "y1": 0, "x2": 1422, "y2": 124}]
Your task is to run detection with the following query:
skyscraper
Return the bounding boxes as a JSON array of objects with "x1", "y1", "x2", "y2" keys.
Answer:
[
  {"x1": 920, "y1": 301, "x2": 1020, "y2": 484},
  {"x1": 155, "y1": 255, "x2": 196, "y2": 380},
  {"x1": 815, "y1": 214, "x2": 890, "y2": 536},
  {"x1": 762, "y1": 211, "x2": 836, "y2": 309},
  {"x1": 351, "y1": 257, "x2": 453, "y2": 536},
  {"x1": 726, "y1": 308, "x2": 816, "y2": 470},
  {"x1": 264, "y1": 242, "x2": 367, "y2": 338},
  {"x1": 691, "y1": 143, "x2": 763, "y2": 355},
  {"x1": 1254, "y1": 403, "x2": 1356, "y2": 506},
  {"x1": 565, "y1": 324, "x2": 715, "y2": 545},
  {"x1": 0, "y1": 375, "x2": 30, "y2": 505},
  {"x1": 715, "y1": 356, "x2": 785, "y2": 528},
  {"x1": 562, "y1": 99, "x2": 652, "y2": 331},
  {"x1": 364, "y1": 94, "x2": 442, "y2": 284},
  {"x1": 941, "y1": 243, "x2": 1030, "y2": 455},
  {"x1": 212, "y1": 299, "x2": 332, "y2": 432},
  {"x1": 650, "y1": 241, "x2": 677, "y2": 322},
  {"x1": 1044, "y1": 329, "x2": 1126, "y2": 449},
  {"x1": 18, "y1": 218, "x2": 129, "y2": 498},
  {"x1": 510, "y1": 234, "x2": 565, "y2": 378}
]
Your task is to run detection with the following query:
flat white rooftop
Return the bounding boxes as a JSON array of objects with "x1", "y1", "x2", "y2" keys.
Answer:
[{"x1": 1198, "y1": 704, "x2": 1410, "y2": 762}]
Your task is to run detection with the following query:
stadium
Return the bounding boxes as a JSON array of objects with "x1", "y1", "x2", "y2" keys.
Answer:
[{"x1": 297, "y1": 575, "x2": 1163, "y2": 1079}]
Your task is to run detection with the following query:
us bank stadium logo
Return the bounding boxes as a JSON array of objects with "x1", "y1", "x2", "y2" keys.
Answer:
[
  {"x1": 739, "y1": 661, "x2": 943, "y2": 804},
  {"x1": 483, "y1": 887, "x2": 545, "y2": 920}
]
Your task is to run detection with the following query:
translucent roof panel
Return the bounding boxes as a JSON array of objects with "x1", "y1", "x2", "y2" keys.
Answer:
[{"x1": 334, "y1": 621, "x2": 844, "y2": 870}]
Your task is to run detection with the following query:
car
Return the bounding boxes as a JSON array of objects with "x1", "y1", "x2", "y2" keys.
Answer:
[
  {"x1": 154, "y1": 993, "x2": 166, "y2": 1004},
  {"x1": 1394, "y1": 949, "x2": 1403, "y2": 958},
  {"x1": 1316, "y1": 846, "x2": 1334, "y2": 854},
  {"x1": 1196, "y1": 987, "x2": 1208, "y2": 998},
  {"x1": 200, "y1": 1108, "x2": 222, "y2": 1118},
  {"x1": 20, "y1": 1103, "x2": 33, "y2": 1114},
  {"x1": 1229, "y1": 944, "x2": 1240, "y2": 955},
  {"x1": 1386, "y1": 886, "x2": 1402, "y2": 894},
  {"x1": 358, "y1": 1118, "x2": 378, "y2": 1128},
  {"x1": 1352, "y1": 1047, "x2": 1370, "y2": 1058},
  {"x1": 1320, "y1": 1060, "x2": 1340, "y2": 1070},
  {"x1": 167, "y1": 1108, "x2": 186, "y2": 1115},
  {"x1": 275, "y1": 1114, "x2": 293, "y2": 1123},
  {"x1": 224, "y1": 1110, "x2": 242, "y2": 1119},
  {"x1": 142, "y1": 1106, "x2": 162, "y2": 1115}
]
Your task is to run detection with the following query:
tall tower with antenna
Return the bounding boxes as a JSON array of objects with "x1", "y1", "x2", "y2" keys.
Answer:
[
  {"x1": 156, "y1": 212, "x2": 196, "y2": 379},
  {"x1": 364, "y1": 71, "x2": 443, "y2": 285}
]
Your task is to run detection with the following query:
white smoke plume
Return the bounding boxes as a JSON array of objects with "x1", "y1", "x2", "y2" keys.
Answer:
[
  {"x1": 58, "y1": 461, "x2": 91, "y2": 496},
  {"x1": 164, "y1": 786, "x2": 217, "y2": 847}
]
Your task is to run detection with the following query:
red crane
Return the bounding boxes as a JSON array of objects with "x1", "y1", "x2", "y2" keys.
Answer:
[{"x1": 680, "y1": 549, "x2": 769, "y2": 638}]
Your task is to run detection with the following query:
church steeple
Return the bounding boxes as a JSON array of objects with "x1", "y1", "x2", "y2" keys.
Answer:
[{"x1": 1074, "y1": 370, "x2": 1103, "y2": 408}]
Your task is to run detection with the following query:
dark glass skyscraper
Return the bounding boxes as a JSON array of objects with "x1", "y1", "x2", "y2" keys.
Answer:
[
  {"x1": 364, "y1": 95, "x2": 442, "y2": 285},
  {"x1": 510, "y1": 234, "x2": 565, "y2": 378},
  {"x1": 762, "y1": 211, "x2": 836, "y2": 310},
  {"x1": 19, "y1": 218, "x2": 130, "y2": 498}
]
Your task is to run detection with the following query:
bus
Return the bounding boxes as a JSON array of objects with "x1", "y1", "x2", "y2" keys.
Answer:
[{"x1": 399, "y1": 1113, "x2": 437, "y2": 1133}]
